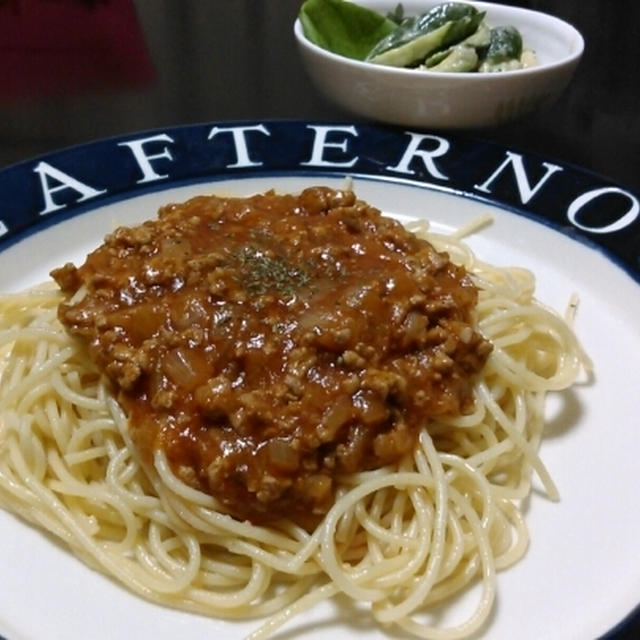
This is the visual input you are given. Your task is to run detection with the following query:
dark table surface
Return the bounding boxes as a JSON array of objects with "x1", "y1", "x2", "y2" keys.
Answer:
[
  {"x1": 0, "y1": 0, "x2": 638, "y2": 195},
  {"x1": 0, "y1": 1, "x2": 638, "y2": 639}
]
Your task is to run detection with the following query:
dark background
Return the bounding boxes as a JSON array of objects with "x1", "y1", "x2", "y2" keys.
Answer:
[
  {"x1": 0, "y1": 0, "x2": 638, "y2": 194},
  {"x1": 0, "y1": 1, "x2": 638, "y2": 638}
]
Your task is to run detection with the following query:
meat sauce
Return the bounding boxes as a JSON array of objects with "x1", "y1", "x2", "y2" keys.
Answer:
[{"x1": 52, "y1": 187, "x2": 492, "y2": 525}]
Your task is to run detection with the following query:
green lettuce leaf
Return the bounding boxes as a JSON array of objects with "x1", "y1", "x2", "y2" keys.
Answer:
[{"x1": 299, "y1": 0, "x2": 397, "y2": 60}]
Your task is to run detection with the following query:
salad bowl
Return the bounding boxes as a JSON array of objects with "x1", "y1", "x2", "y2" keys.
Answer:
[{"x1": 294, "y1": 0, "x2": 584, "y2": 128}]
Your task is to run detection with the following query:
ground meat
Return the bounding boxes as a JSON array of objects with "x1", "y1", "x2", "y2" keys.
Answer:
[{"x1": 51, "y1": 187, "x2": 492, "y2": 526}]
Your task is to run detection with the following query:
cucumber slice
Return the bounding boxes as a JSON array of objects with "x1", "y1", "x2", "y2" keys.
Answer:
[
  {"x1": 424, "y1": 20, "x2": 490, "y2": 68},
  {"x1": 367, "y1": 2, "x2": 484, "y2": 67},
  {"x1": 369, "y1": 22, "x2": 453, "y2": 66},
  {"x1": 464, "y1": 20, "x2": 490, "y2": 48},
  {"x1": 484, "y1": 25, "x2": 523, "y2": 65},
  {"x1": 428, "y1": 45, "x2": 479, "y2": 72}
]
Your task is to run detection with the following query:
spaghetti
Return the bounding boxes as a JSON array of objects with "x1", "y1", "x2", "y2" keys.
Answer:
[{"x1": 0, "y1": 191, "x2": 588, "y2": 639}]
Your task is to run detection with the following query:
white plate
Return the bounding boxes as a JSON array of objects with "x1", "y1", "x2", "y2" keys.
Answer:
[{"x1": 1, "y1": 121, "x2": 639, "y2": 640}]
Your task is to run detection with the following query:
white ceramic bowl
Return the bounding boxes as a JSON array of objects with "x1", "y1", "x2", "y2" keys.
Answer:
[{"x1": 294, "y1": 0, "x2": 584, "y2": 128}]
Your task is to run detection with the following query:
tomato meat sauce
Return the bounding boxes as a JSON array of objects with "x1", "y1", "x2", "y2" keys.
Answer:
[{"x1": 52, "y1": 187, "x2": 492, "y2": 525}]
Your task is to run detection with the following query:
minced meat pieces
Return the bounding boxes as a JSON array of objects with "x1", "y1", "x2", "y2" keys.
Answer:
[{"x1": 51, "y1": 187, "x2": 492, "y2": 526}]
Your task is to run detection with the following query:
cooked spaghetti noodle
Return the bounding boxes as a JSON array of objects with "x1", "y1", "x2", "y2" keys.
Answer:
[{"x1": 0, "y1": 195, "x2": 588, "y2": 640}]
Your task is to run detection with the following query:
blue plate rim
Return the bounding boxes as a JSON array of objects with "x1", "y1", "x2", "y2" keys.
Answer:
[{"x1": 1, "y1": 119, "x2": 639, "y2": 287}]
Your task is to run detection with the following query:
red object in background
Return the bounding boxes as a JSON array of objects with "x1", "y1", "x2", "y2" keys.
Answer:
[{"x1": 0, "y1": 0, "x2": 155, "y2": 101}]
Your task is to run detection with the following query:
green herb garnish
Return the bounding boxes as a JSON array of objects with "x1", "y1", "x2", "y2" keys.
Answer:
[{"x1": 234, "y1": 246, "x2": 312, "y2": 298}]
